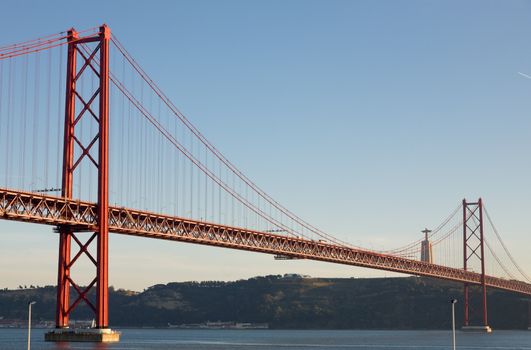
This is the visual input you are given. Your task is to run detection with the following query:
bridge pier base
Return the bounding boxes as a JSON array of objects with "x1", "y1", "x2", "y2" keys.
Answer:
[
  {"x1": 44, "y1": 328, "x2": 120, "y2": 342},
  {"x1": 461, "y1": 325, "x2": 492, "y2": 333}
]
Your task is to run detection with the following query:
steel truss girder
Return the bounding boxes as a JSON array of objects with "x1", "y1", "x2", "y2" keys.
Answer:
[{"x1": 2, "y1": 187, "x2": 531, "y2": 297}]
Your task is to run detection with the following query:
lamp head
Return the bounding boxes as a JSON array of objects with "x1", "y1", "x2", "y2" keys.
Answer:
[
  {"x1": 29, "y1": 301, "x2": 36, "y2": 306},
  {"x1": 450, "y1": 299, "x2": 458, "y2": 304}
]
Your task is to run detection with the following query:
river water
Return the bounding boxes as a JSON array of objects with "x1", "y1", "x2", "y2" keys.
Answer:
[{"x1": 0, "y1": 329, "x2": 530, "y2": 349}]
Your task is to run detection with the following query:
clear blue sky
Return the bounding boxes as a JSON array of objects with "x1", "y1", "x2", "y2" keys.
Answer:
[{"x1": 1, "y1": 0, "x2": 530, "y2": 290}]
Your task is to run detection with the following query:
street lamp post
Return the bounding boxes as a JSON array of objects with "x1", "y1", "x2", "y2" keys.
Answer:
[
  {"x1": 27, "y1": 301, "x2": 36, "y2": 350},
  {"x1": 450, "y1": 299, "x2": 458, "y2": 350}
]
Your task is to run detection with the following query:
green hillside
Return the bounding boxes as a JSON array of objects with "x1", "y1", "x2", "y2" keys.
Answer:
[{"x1": 1, "y1": 276, "x2": 529, "y2": 329}]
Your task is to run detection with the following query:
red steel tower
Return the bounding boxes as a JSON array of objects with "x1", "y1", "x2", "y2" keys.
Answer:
[
  {"x1": 462, "y1": 198, "x2": 491, "y2": 332},
  {"x1": 47, "y1": 24, "x2": 118, "y2": 342}
]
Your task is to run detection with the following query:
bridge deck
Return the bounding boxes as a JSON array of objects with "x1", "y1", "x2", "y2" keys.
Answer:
[{"x1": 1, "y1": 187, "x2": 530, "y2": 296}]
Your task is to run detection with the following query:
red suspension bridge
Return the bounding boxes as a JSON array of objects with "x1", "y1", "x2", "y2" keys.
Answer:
[{"x1": 0, "y1": 25, "x2": 530, "y2": 341}]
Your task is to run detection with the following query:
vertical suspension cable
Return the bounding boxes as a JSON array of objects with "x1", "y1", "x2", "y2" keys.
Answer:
[
  {"x1": 45, "y1": 49, "x2": 51, "y2": 189},
  {"x1": 0, "y1": 59, "x2": 4, "y2": 184},
  {"x1": 6, "y1": 58, "x2": 13, "y2": 188},
  {"x1": 31, "y1": 52, "x2": 40, "y2": 190},
  {"x1": 120, "y1": 53, "x2": 126, "y2": 206},
  {"x1": 20, "y1": 54, "x2": 29, "y2": 189},
  {"x1": 56, "y1": 44, "x2": 64, "y2": 191}
]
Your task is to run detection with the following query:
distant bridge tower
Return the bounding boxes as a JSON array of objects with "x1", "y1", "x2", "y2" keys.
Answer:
[
  {"x1": 462, "y1": 198, "x2": 492, "y2": 333},
  {"x1": 420, "y1": 228, "x2": 433, "y2": 263}
]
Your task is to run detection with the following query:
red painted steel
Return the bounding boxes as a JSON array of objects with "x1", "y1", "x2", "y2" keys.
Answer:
[
  {"x1": 462, "y1": 199, "x2": 469, "y2": 326},
  {"x1": 2, "y1": 188, "x2": 531, "y2": 297},
  {"x1": 96, "y1": 24, "x2": 110, "y2": 329},
  {"x1": 56, "y1": 28, "x2": 77, "y2": 329},
  {"x1": 463, "y1": 199, "x2": 489, "y2": 328},
  {"x1": 54, "y1": 25, "x2": 111, "y2": 329},
  {"x1": 479, "y1": 199, "x2": 488, "y2": 327}
]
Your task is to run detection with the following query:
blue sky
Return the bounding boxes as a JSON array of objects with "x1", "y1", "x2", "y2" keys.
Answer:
[{"x1": 1, "y1": 0, "x2": 530, "y2": 290}]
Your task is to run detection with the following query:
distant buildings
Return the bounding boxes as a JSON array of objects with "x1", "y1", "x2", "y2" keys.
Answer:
[
  {"x1": 0, "y1": 317, "x2": 55, "y2": 328},
  {"x1": 282, "y1": 273, "x2": 311, "y2": 279}
]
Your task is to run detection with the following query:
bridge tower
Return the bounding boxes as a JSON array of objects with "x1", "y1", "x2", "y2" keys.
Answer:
[
  {"x1": 462, "y1": 198, "x2": 492, "y2": 333},
  {"x1": 44, "y1": 25, "x2": 119, "y2": 342}
]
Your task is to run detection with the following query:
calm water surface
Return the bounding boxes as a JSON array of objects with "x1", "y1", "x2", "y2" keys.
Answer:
[{"x1": 0, "y1": 329, "x2": 530, "y2": 350}]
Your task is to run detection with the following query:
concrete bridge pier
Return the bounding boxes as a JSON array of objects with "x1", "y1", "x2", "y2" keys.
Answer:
[
  {"x1": 461, "y1": 325, "x2": 492, "y2": 333},
  {"x1": 45, "y1": 328, "x2": 120, "y2": 342}
]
